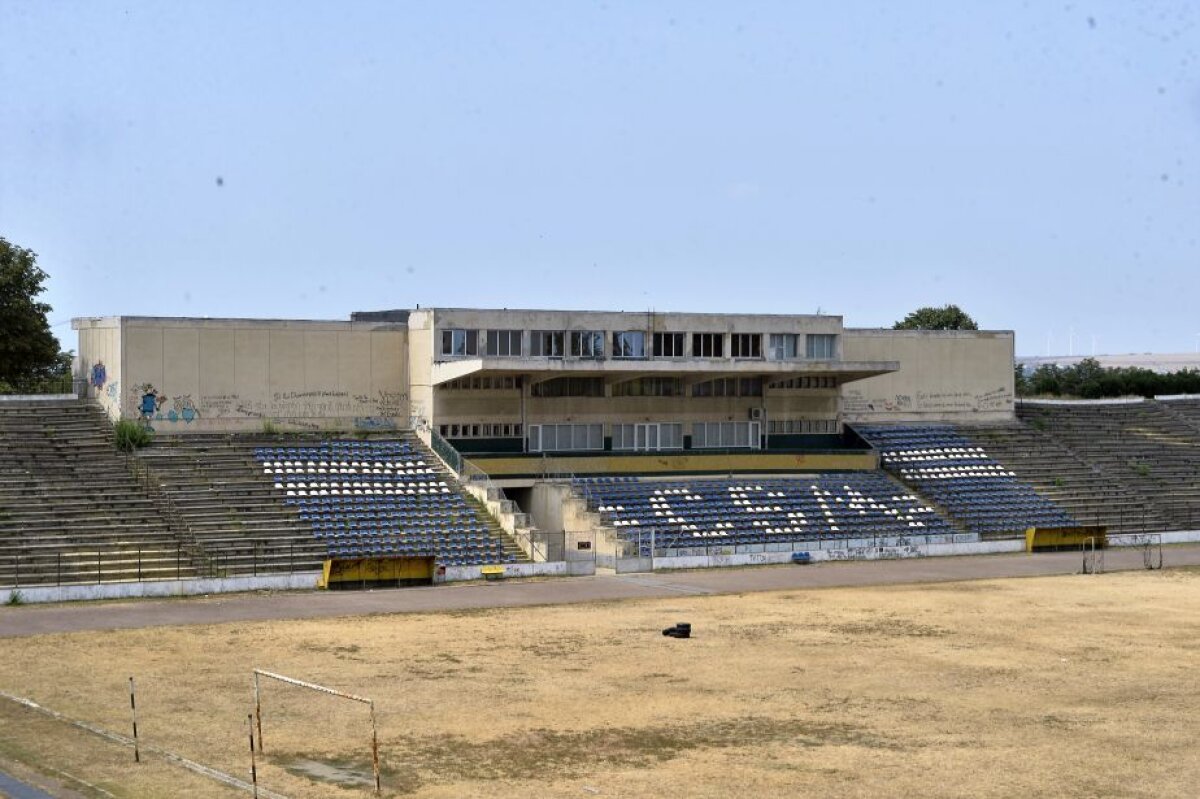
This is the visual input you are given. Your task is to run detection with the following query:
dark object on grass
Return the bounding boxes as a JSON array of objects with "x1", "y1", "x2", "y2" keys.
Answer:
[{"x1": 662, "y1": 622, "x2": 691, "y2": 639}]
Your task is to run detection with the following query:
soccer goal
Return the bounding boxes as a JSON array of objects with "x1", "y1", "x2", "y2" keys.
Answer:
[
  {"x1": 1141, "y1": 533, "x2": 1163, "y2": 570},
  {"x1": 1081, "y1": 536, "x2": 1104, "y2": 575},
  {"x1": 252, "y1": 669, "x2": 381, "y2": 795}
]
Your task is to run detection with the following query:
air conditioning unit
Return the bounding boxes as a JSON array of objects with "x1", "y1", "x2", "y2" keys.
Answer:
[{"x1": 749, "y1": 407, "x2": 765, "y2": 421}]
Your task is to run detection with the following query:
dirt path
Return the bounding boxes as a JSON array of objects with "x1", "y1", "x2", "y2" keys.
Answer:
[{"x1": 2, "y1": 545, "x2": 1197, "y2": 639}]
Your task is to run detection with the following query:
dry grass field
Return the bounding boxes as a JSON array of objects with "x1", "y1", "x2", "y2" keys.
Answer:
[{"x1": 1, "y1": 568, "x2": 1199, "y2": 798}]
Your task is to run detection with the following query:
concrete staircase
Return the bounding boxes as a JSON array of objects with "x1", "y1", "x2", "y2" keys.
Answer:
[{"x1": 0, "y1": 399, "x2": 201, "y2": 586}]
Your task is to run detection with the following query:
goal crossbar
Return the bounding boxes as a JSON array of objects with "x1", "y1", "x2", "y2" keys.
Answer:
[
  {"x1": 254, "y1": 669, "x2": 374, "y2": 704},
  {"x1": 252, "y1": 668, "x2": 381, "y2": 795}
]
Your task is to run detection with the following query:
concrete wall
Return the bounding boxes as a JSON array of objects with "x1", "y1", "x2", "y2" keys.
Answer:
[
  {"x1": 0, "y1": 571, "x2": 320, "y2": 604},
  {"x1": 841, "y1": 329, "x2": 1015, "y2": 422},
  {"x1": 74, "y1": 317, "x2": 124, "y2": 420},
  {"x1": 407, "y1": 309, "x2": 436, "y2": 429},
  {"x1": 110, "y1": 317, "x2": 408, "y2": 433}
]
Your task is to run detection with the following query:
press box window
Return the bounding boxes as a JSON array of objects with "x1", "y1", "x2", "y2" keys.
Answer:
[
  {"x1": 730, "y1": 333, "x2": 762, "y2": 358},
  {"x1": 806, "y1": 334, "x2": 837, "y2": 360},
  {"x1": 769, "y1": 334, "x2": 799, "y2": 360},
  {"x1": 530, "y1": 330, "x2": 565, "y2": 357},
  {"x1": 570, "y1": 330, "x2": 605, "y2": 358},
  {"x1": 528, "y1": 423, "x2": 604, "y2": 452},
  {"x1": 652, "y1": 332, "x2": 684, "y2": 358},
  {"x1": 485, "y1": 330, "x2": 523, "y2": 356},
  {"x1": 440, "y1": 329, "x2": 478, "y2": 357},
  {"x1": 612, "y1": 331, "x2": 646, "y2": 359},
  {"x1": 692, "y1": 333, "x2": 723, "y2": 358}
]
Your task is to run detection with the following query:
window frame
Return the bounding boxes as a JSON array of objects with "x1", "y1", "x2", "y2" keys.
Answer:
[
  {"x1": 768, "y1": 333, "x2": 800, "y2": 361},
  {"x1": 485, "y1": 329, "x2": 523, "y2": 357},
  {"x1": 730, "y1": 333, "x2": 762, "y2": 359},
  {"x1": 806, "y1": 334, "x2": 838, "y2": 360},
  {"x1": 612, "y1": 331, "x2": 647, "y2": 359},
  {"x1": 692, "y1": 332, "x2": 724, "y2": 358},
  {"x1": 530, "y1": 330, "x2": 565, "y2": 358},
  {"x1": 570, "y1": 330, "x2": 605, "y2": 359},
  {"x1": 652, "y1": 332, "x2": 685, "y2": 358},
  {"x1": 440, "y1": 328, "x2": 478, "y2": 357}
]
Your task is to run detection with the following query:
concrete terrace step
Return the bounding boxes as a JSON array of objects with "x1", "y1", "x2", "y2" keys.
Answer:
[{"x1": 0, "y1": 399, "x2": 204, "y2": 586}]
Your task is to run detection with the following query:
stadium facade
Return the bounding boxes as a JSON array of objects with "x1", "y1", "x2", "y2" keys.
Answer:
[{"x1": 72, "y1": 308, "x2": 1015, "y2": 449}]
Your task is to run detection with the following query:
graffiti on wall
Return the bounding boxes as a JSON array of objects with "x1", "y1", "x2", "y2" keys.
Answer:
[
  {"x1": 123, "y1": 385, "x2": 408, "y2": 426},
  {"x1": 354, "y1": 416, "x2": 398, "y2": 431},
  {"x1": 843, "y1": 385, "x2": 1013, "y2": 418},
  {"x1": 167, "y1": 395, "x2": 200, "y2": 424},
  {"x1": 89, "y1": 361, "x2": 107, "y2": 390}
]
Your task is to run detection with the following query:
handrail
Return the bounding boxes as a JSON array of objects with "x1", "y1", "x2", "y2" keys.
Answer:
[{"x1": 428, "y1": 428, "x2": 464, "y2": 476}]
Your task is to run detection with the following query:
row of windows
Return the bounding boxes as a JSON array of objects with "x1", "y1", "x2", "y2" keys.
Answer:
[
  {"x1": 691, "y1": 377, "x2": 763, "y2": 398},
  {"x1": 439, "y1": 423, "x2": 524, "y2": 438},
  {"x1": 441, "y1": 375, "x2": 834, "y2": 396},
  {"x1": 767, "y1": 419, "x2": 840, "y2": 434},
  {"x1": 441, "y1": 376, "x2": 522, "y2": 391},
  {"x1": 611, "y1": 423, "x2": 684, "y2": 450},
  {"x1": 528, "y1": 421, "x2": 764, "y2": 451},
  {"x1": 530, "y1": 377, "x2": 606, "y2": 398},
  {"x1": 439, "y1": 328, "x2": 838, "y2": 361},
  {"x1": 441, "y1": 420, "x2": 837, "y2": 446},
  {"x1": 691, "y1": 422, "x2": 762, "y2": 449},
  {"x1": 613, "y1": 377, "x2": 685, "y2": 397},
  {"x1": 767, "y1": 376, "x2": 838, "y2": 390}
]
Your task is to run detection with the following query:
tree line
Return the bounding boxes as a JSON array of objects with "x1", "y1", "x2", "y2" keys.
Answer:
[
  {"x1": 0, "y1": 237, "x2": 72, "y2": 393},
  {"x1": 1016, "y1": 357, "x2": 1200, "y2": 399}
]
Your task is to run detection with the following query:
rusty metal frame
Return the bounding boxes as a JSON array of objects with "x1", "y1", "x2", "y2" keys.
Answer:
[{"x1": 252, "y1": 668, "x2": 381, "y2": 795}]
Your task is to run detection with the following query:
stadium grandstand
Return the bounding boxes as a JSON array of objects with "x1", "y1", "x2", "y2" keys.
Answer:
[{"x1": 3, "y1": 307, "x2": 1199, "y2": 594}]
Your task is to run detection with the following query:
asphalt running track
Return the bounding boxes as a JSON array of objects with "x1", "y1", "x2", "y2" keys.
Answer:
[
  {"x1": 2, "y1": 545, "x2": 1198, "y2": 639},
  {"x1": 0, "y1": 770, "x2": 54, "y2": 799}
]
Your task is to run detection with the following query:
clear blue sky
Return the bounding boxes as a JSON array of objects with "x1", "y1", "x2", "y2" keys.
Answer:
[{"x1": 2, "y1": 1, "x2": 1197, "y2": 356}]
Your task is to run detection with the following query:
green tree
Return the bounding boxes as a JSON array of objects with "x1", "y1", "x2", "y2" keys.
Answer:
[
  {"x1": 0, "y1": 238, "x2": 69, "y2": 389},
  {"x1": 893, "y1": 304, "x2": 979, "y2": 330},
  {"x1": 1014, "y1": 363, "x2": 1030, "y2": 396}
]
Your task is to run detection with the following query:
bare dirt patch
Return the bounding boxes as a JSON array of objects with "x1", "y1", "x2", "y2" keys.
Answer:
[{"x1": 0, "y1": 569, "x2": 1197, "y2": 798}]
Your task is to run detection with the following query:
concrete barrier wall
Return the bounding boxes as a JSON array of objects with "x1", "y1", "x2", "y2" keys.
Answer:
[
  {"x1": 653, "y1": 539, "x2": 1021, "y2": 571},
  {"x1": 0, "y1": 572, "x2": 321, "y2": 605},
  {"x1": 439, "y1": 561, "x2": 579, "y2": 582},
  {"x1": 1109, "y1": 530, "x2": 1200, "y2": 546}
]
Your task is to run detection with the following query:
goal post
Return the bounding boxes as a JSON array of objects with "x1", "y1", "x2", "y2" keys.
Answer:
[
  {"x1": 1141, "y1": 533, "x2": 1163, "y2": 570},
  {"x1": 252, "y1": 669, "x2": 381, "y2": 795}
]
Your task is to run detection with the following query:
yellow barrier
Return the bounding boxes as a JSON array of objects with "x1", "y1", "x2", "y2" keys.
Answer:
[
  {"x1": 319, "y1": 557, "x2": 435, "y2": 589},
  {"x1": 1025, "y1": 526, "x2": 1107, "y2": 553}
]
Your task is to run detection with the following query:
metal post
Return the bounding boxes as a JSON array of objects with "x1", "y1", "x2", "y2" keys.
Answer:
[
  {"x1": 290, "y1": 542, "x2": 294, "y2": 574},
  {"x1": 254, "y1": 672, "x2": 263, "y2": 753},
  {"x1": 247, "y1": 714, "x2": 259, "y2": 799},
  {"x1": 129, "y1": 677, "x2": 140, "y2": 763},
  {"x1": 176, "y1": 543, "x2": 181, "y2": 580},
  {"x1": 97, "y1": 550, "x2": 102, "y2": 584},
  {"x1": 369, "y1": 700, "x2": 381, "y2": 796},
  {"x1": 137, "y1": 548, "x2": 142, "y2": 582}
]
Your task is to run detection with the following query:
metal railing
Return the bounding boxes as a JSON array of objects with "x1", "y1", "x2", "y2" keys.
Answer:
[
  {"x1": 1, "y1": 540, "x2": 313, "y2": 588},
  {"x1": 428, "y1": 428, "x2": 464, "y2": 475},
  {"x1": 0, "y1": 375, "x2": 86, "y2": 397}
]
